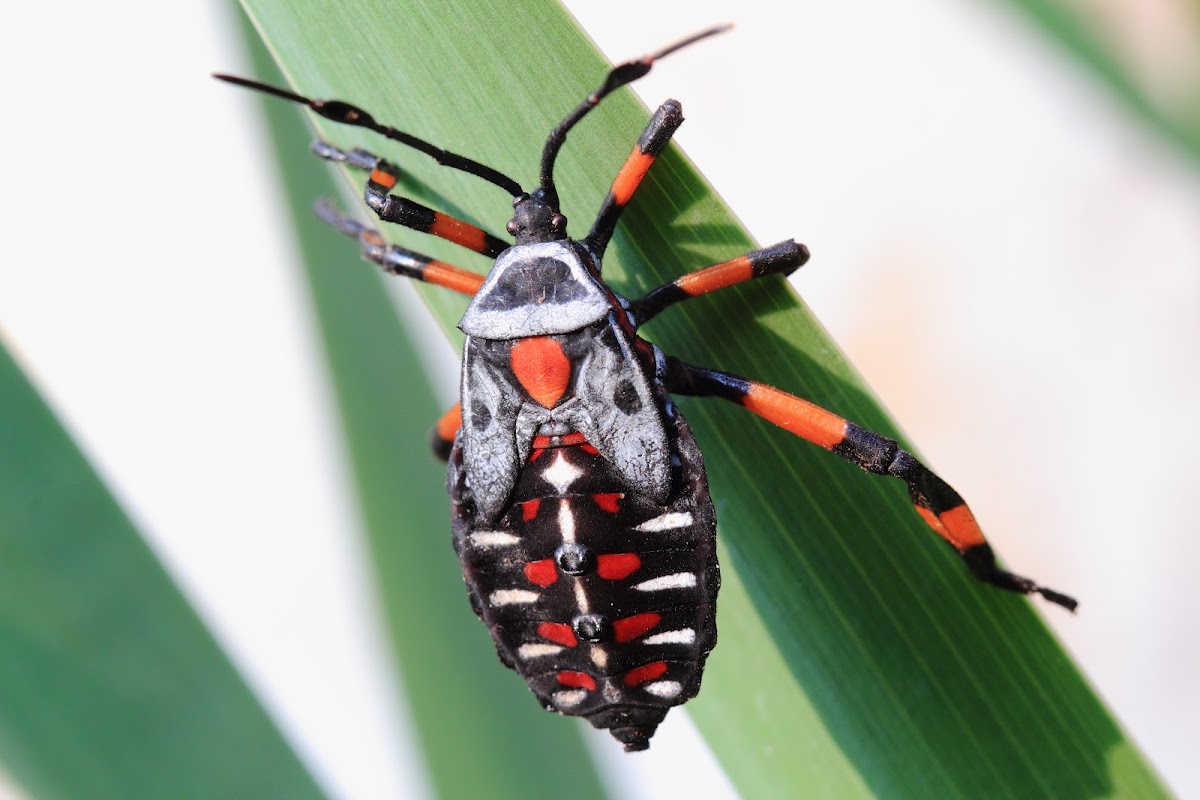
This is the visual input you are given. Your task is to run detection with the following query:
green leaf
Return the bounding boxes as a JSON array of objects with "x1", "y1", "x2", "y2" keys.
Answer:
[
  {"x1": 233, "y1": 0, "x2": 1170, "y2": 796},
  {"x1": 0, "y1": 345, "x2": 324, "y2": 800}
]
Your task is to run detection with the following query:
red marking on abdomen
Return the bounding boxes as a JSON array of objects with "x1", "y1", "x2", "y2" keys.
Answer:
[
  {"x1": 592, "y1": 493, "x2": 622, "y2": 513},
  {"x1": 623, "y1": 661, "x2": 668, "y2": 687},
  {"x1": 524, "y1": 559, "x2": 557, "y2": 587},
  {"x1": 537, "y1": 622, "x2": 578, "y2": 647},
  {"x1": 511, "y1": 337, "x2": 571, "y2": 408},
  {"x1": 557, "y1": 671, "x2": 596, "y2": 690},
  {"x1": 613, "y1": 612, "x2": 661, "y2": 643},
  {"x1": 532, "y1": 432, "x2": 589, "y2": 449},
  {"x1": 596, "y1": 553, "x2": 641, "y2": 580},
  {"x1": 521, "y1": 499, "x2": 541, "y2": 521}
]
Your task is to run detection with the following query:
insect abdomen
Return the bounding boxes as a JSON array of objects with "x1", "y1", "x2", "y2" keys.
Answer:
[{"x1": 449, "y1": 414, "x2": 718, "y2": 751}]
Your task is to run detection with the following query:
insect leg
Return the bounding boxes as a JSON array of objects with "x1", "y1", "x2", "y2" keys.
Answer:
[
  {"x1": 315, "y1": 200, "x2": 485, "y2": 296},
  {"x1": 584, "y1": 100, "x2": 684, "y2": 258},
  {"x1": 429, "y1": 403, "x2": 462, "y2": 462},
  {"x1": 664, "y1": 358, "x2": 1078, "y2": 611},
  {"x1": 313, "y1": 141, "x2": 509, "y2": 258},
  {"x1": 629, "y1": 240, "x2": 809, "y2": 325}
]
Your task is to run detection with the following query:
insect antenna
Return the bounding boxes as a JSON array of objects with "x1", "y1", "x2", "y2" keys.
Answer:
[
  {"x1": 213, "y1": 73, "x2": 525, "y2": 197},
  {"x1": 537, "y1": 23, "x2": 731, "y2": 209}
]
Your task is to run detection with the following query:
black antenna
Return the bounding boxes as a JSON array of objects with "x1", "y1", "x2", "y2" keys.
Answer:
[
  {"x1": 538, "y1": 23, "x2": 731, "y2": 209},
  {"x1": 214, "y1": 73, "x2": 525, "y2": 198}
]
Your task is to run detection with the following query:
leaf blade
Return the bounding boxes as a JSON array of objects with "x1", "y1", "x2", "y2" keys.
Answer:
[
  {"x1": 231, "y1": 0, "x2": 1171, "y2": 796},
  {"x1": 0, "y1": 344, "x2": 325, "y2": 800}
]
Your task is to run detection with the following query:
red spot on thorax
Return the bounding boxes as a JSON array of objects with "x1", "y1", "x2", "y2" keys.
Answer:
[
  {"x1": 523, "y1": 559, "x2": 557, "y2": 587},
  {"x1": 596, "y1": 553, "x2": 641, "y2": 580},
  {"x1": 537, "y1": 622, "x2": 578, "y2": 647},
  {"x1": 623, "y1": 661, "x2": 668, "y2": 687},
  {"x1": 520, "y1": 499, "x2": 541, "y2": 521},
  {"x1": 510, "y1": 336, "x2": 571, "y2": 408},
  {"x1": 557, "y1": 671, "x2": 596, "y2": 690},
  {"x1": 592, "y1": 493, "x2": 622, "y2": 513},
  {"x1": 613, "y1": 612, "x2": 661, "y2": 643}
]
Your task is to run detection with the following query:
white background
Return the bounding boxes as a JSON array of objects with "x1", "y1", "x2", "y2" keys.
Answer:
[{"x1": 1, "y1": 0, "x2": 1197, "y2": 797}]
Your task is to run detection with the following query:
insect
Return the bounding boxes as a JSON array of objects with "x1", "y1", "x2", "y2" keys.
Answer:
[{"x1": 216, "y1": 24, "x2": 1076, "y2": 752}]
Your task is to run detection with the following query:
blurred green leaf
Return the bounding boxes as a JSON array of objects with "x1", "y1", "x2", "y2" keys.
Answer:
[
  {"x1": 0, "y1": 344, "x2": 324, "y2": 800},
  {"x1": 234, "y1": 0, "x2": 1170, "y2": 796},
  {"x1": 994, "y1": 0, "x2": 1200, "y2": 163}
]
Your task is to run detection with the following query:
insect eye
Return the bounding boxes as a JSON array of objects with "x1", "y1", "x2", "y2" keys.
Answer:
[
  {"x1": 551, "y1": 213, "x2": 567, "y2": 231},
  {"x1": 506, "y1": 219, "x2": 518, "y2": 235}
]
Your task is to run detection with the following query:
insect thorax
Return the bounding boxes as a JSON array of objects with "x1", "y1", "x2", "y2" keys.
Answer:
[
  {"x1": 458, "y1": 240, "x2": 610, "y2": 339},
  {"x1": 456, "y1": 239, "x2": 675, "y2": 522}
]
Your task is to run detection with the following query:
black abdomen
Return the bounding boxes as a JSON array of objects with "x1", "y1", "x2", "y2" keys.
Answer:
[{"x1": 449, "y1": 413, "x2": 718, "y2": 751}]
